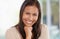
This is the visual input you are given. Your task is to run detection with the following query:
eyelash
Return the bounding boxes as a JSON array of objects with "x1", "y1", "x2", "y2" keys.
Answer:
[
  {"x1": 25, "y1": 13, "x2": 37, "y2": 16},
  {"x1": 26, "y1": 13, "x2": 30, "y2": 15},
  {"x1": 33, "y1": 14, "x2": 37, "y2": 16}
]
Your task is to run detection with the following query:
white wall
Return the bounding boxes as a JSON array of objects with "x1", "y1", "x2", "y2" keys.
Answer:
[{"x1": 0, "y1": 0, "x2": 24, "y2": 36}]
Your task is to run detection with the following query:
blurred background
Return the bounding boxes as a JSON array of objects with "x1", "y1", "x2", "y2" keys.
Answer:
[{"x1": 0, "y1": 0, "x2": 60, "y2": 39}]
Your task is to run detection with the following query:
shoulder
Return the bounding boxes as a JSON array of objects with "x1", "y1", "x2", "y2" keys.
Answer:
[
  {"x1": 40, "y1": 24, "x2": 49, "y2": 34},
  {"x1": 6, "y1": 27, "x2": 17, "y2": 34},
  {"x1": 38, "y1": 24, "x2": 50, "y2": 39},
  {"x1": 5, "y1": 26, "x2": 22, "y2": 39},
  {"x1": 40, "y1": 24, "x2": 48, "y2": 30},
  {"x1": 5, "y1": 26, "x2": 19, "y2": 37}
]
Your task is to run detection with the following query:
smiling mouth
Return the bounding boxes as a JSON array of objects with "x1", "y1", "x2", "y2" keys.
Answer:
[{"x1": 26, "y1": 21, "x2": 32, "y2": 24}]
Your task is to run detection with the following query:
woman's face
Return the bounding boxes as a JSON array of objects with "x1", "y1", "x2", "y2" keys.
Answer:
[{"x1": 22, "y1": 6, "x2": 39, "y2": 27}]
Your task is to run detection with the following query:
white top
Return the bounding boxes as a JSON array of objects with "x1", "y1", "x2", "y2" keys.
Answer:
[{"x1": 5, "y1": 24, "x2": 50, "y2": 39}]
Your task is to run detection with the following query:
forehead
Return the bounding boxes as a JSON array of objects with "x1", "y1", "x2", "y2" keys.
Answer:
[{"x1": 24, "y1": 6, "x2": 39, "y2": 13}]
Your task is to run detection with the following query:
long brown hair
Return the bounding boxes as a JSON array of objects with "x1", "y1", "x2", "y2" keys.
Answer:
[{"x1": 15, "y1": 0, "x2": 41, "y2": 39}]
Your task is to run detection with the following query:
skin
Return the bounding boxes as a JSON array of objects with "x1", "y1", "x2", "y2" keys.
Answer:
[{"x1": 22, "y1": 6, "x2": 39, "y2": 39}]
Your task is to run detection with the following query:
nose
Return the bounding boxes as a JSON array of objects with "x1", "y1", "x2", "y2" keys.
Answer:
[{"x1": 29, "y1": 15, "x2": 33, "y2": 21}]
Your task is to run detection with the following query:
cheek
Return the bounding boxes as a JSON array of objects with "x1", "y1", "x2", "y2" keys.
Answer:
[
  {"x1": 22, "y1": 14, "x2": 28, "y2": 20},
  {"x1": 33, "y1": 16, "x2": 38, "y2": 22}
]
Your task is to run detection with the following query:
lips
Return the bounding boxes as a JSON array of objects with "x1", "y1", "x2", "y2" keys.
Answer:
[
  {"x1": 24, "y1": 20, "x2": 33, "y2": 26},
  {"x1": 23, "y1": 19, "x2": 34, "y2": 26},
  {"x1": 26, "y1": 21, "x2": 32, "y2": 24}
]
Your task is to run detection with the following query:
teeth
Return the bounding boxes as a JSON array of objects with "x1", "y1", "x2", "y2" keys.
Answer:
[{"x1": 26, "y1": 21, "x2": 32, "y2": 23}]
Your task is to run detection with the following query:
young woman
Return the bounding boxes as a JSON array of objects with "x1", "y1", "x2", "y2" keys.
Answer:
[{"x1": 6, "y1": 0, "x2": 49, "y2": 39}]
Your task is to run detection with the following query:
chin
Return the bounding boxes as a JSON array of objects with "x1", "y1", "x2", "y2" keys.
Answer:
[{"x1": 25, "y1": 24, "x2": 32, "y2": 27}]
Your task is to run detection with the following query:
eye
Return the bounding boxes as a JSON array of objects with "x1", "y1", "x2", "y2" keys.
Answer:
[
  {"x1": 33, "y1": 13, "x2": 37, "y2": 16},
  {"x1": 25, "y1": 12, "x2": 30, "y2": 15}
]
